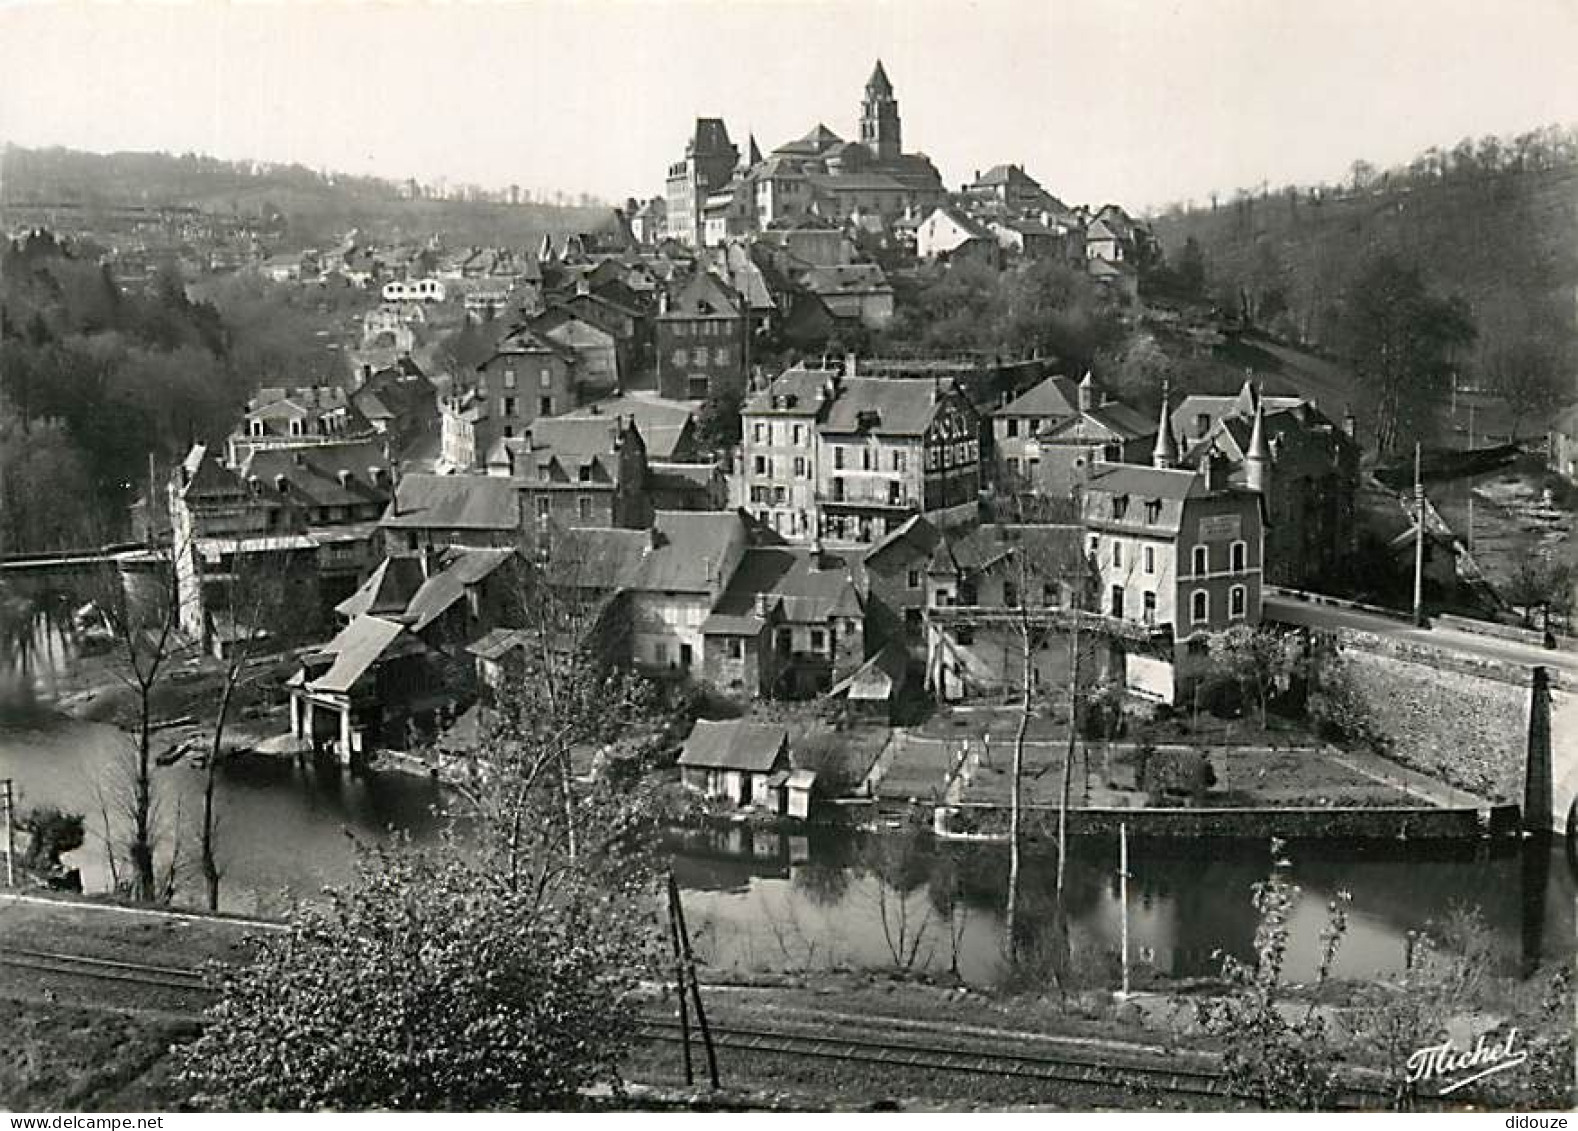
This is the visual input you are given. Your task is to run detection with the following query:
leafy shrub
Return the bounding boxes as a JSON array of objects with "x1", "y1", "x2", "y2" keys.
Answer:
[
  {"x1": 1196, "y1": 672, "x2": 1244, "y2": 718},
  {"x1": 1140, "y1": 748, "x2": 1217, "y2": 801}
]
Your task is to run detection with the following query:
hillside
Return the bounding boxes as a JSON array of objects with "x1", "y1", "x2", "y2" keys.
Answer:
[
  {"x1": 1149, "y1": 158, "x2": 1578, "y2": 388},
  {"x1": 0, "y1": 145, "x2": 607, "y2": 248}
]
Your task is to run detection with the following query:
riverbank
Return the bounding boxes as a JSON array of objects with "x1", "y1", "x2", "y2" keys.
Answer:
[{"x1": 2, "y1": 892, "x2": 1553, "y2": 1112}]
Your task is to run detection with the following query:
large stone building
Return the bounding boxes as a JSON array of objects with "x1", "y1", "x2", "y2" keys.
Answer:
[
  {"x1": 661, "y1": 62, "x2": 945, "y2": 245},
  {"x1": 655, "y1": 271, "x2": 748, "y2": 401},
  {"x1": 1080, "y1": 436, "x2": 1267, "y2": 702},
  {"x1": 666, "y1": 118, "x2": 740, "y2": 248},
  {"x1": 740, "y1": 361, "x2": 981, "y2": 546}
]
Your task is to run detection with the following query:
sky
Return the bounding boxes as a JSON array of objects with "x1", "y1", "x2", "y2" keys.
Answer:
[{"x1": 2, "y1": 0, "x2": 1577, "y2": 214}]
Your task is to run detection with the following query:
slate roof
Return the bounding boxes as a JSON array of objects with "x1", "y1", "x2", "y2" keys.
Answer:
[
  {"x1": 995, "y1": 375, "x2": 1080, "y2": 420},
  {"x1": 1039, "y1": 402, "x2": 1154, "y2": 444},
  {"x1": 488, "y1": 325, "x2": 578, "y2": 365},
  {"x1": 1171, "y1": 387, "x2": 1305, "y2": 444},
  {"x1": 820, "y1": 377, "x2": 960, "y2": 437},
  {"x1": 800, "y1": 264, "x2": 893, "y2": 296},
  {"x1": 381, "y1": 474, "x2": 521, "y2": 531},
  {"x1": 547, "y1": 511, "x2": 745, "y2": 594},
  {"x1": 402, "y1": 548, "x2": 517, "y2": 632},
  {"x1": 466, "y1": 627, "x2": 532, "y2": 661},
  {"x1": 863, "y1": 514, "x2": 942, "y2": 575},
  {"x1": 743, "y1": 364, "x2": 840, "y2": 416},
  {"x1": 928, "y1": 523, "x2": 1084, "y2": 577},
  {"x1": 1079, "y1": 465, "x2": 1220, "y2": 536},
  {"x1": 560, "y1": 394, "x2": 695, "y2": 460},
  {"x1": 335, "y1": 555, "x2": 427, "y2": 620},
  {"x1": 306, "y1": 615, "x2": 410, "y2": 694},
  {"x1": 662, "y1": 271, "x2": 743, "y2": 318},
  {"x1": 638, "y1": 511, "x2": 744, "y2": 591},
  {"x1": 677, "y1": 718, "x2": 788, "y2": 773},
  {"x1": 708, "y1": 545, "x2": 864, "y2": 628},
  {"x1": 241, "y1": 440, "x2": 393, "y2": 509}
]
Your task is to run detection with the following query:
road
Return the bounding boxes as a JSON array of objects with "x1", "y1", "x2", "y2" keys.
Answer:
[{"x1": 1265, "y1": 594, "x2": 1578, "y2": 833}]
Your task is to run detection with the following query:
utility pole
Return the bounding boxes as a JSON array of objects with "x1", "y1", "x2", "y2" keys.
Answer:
[
  {"x1": 1118, "y1": 821, "x2": 1131, "y2": 1000},
  {"x1": 1467, "y1": 402, "x2": 1476, "y2": 552},
  {"x1": 1413, "y1": 441, "x2": 1427, "y2": 627},
  {"x1": 2, "y1": 779, "x2": 15, "y2": 888}
]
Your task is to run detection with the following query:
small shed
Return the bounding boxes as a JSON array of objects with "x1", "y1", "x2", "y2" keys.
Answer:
[
  {"x1": 828, "y1": 642, "x2": 909, "y2": 721},
  {"x1": 677, "y1": 719, "x2": 790, "y2": 808}
]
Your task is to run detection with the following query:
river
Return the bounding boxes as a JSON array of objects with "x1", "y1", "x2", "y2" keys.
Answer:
[{"x1": 0, "y1": 715, "x2": 1570, "y2": 987}]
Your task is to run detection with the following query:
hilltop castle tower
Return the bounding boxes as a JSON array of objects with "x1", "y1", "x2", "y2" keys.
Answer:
[{"x1": 859, "y1": 59, "x2": 902, "y2": 162}]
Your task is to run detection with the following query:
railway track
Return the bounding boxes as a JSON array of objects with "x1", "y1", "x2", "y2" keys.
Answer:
[
  {"x1": 0, "y1": 944, "x2": 1442, "y2": 1110},
  {"x1": 636, "y1": 1014, "x2": 1233, "y2": 1100},
  {"x1": 633, "y1": 1014, "x2": 1428, "y2": 1109},
  {"x1": 0, "y1": 944, "x2": 214, "y2": 998}
]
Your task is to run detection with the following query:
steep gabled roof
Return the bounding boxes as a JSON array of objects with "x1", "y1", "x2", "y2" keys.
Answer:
[
  {"x1": 863, "y1": 513, "x2": 942, "y2": 574},
  {"x1": 402, "y1": 548, "x2": 518, "y2": 632},
  {"x1": 335, "y1": 555, "x2": 427, "y2": 621},
  {"x1": 995, "y1": 374, "x2": 1080, "y2": 420},
  {"x1": 663, "y1": 270, "x2": 743, "y2": 318}
]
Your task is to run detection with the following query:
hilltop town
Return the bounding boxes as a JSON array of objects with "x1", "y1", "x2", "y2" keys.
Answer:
[{"x1": 1, "y1": 56, "x2": 1574, "y2": 1114}]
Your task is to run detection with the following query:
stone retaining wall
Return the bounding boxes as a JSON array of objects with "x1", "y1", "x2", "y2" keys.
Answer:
[
  {"x1": 1329, "y1": 633, "x2": 1534, "y2": 804},
  {"x1": 938, "y1": 802, "x2": 1520, "y2": 840}
]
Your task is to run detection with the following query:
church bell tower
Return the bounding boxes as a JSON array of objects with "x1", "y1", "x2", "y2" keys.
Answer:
[{"x1": 860, "y1": 59, "x2": 902, "y2": 161}]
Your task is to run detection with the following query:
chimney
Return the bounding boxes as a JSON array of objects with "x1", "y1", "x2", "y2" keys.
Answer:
[
  {"x1": 754, "y1": 591, "x2": 771, "y2": 616},
  {"x1": 647, "y1": 526, "x2": 665, "y2": 551},
  {"x1": 658, "y1": 289, "x2": 670, "y2": 315},
  {"x1": 1078, "y1": 370, "x2": 1095, "y2": 412},
  {"x1": 845, "y1": 352, "x2": 857, "y2": 377},
  {"x1": 1202, "y1": 446, "x2": 1227, "y2": 492},
  {"x1": 1342, "y1": 405, "x2": 1357, "y2": 438}
]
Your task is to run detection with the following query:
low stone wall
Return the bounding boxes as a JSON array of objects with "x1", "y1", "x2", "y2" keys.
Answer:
[
  {"x1": 1434, "y1": 613, "x2": 1551, "y2": 648},
  {"x1": 938, "y1": 802, "x2": 1520, "y2": 840}
]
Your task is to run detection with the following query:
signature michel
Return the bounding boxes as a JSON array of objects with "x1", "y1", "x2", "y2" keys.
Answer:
[{"x1": 1407, "y1": 1028, "x2": 1528, "y2": 1096}]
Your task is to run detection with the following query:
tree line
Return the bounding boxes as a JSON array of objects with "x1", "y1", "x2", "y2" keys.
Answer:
[{"x1": 0, "y1": 230, "x2": 346, "y2": 552}]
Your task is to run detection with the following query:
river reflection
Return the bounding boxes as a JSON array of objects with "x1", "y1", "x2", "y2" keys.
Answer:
[
  {"x1": 669, "y1": 824, "x2": 1573, "y2": 985},
  {"x1": 0, "y1": 719, "x2": 1571, "y2": 985}
]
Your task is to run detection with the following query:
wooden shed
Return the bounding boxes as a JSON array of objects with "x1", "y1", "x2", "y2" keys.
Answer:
[{"x1": 677, "y1": 719, "x2": 790, "y2": 808}]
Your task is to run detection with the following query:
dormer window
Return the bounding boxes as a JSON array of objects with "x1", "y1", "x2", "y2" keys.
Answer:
[
  {"x1": 1144, "y1": 499, "x2": 1162, "y2": 525},
  {"x1": 1111, "y1": 495, "x2": 1128, "y2": 520},
  {"x1": 578, "y1": 465, "x2": 593, "y2": 482}
]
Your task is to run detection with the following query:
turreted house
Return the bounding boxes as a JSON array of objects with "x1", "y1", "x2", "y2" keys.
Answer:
[
  {"x1": 1078, "y1": 393, "x2": 1268, "y2": 702},
  {"x1": 1176, "y1": 381, "x2": 1360, "y2": 589}
]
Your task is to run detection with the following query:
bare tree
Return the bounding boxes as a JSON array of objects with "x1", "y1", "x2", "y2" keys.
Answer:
[
  {"x1": 198, "y1": 543, "x2": 300, "y2": 911},
  {"x1": 89, "y1": 541, "x2": 190, "y2": 902}
]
